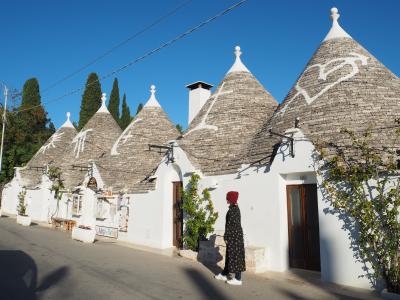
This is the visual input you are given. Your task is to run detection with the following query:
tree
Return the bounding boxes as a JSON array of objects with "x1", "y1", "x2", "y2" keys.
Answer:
[
  {"x1": 0, "y1": 78, "x2": 54, "y2": 186},
  {"x1": 120, "y1": 93, "x2": 132, "y2": 130},
  {"x1": 136, "y1": 103, "x2": 143, "y2": 116},
  {"x1": 78, "y1": 73, "x2": 102, "y2": 130},
  {"x1": 181, "y1": 173, "x2": 218, "y2": 251},
  {"x1": 108, "y1": 78, "x2": 120, "y2": 123},
  {"x1": 21, "y1": 78, "x2": 41, "y2": 107},
  {"x1": 176, "y1": 124, "x2": 183, "y2": 134},
  {"x1": 317, "y1": 124, "x2": 400, "y2": 294}
]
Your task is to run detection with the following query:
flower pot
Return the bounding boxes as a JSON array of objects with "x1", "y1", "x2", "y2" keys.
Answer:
[
  {"x1": 71, "y1": 227, "x2": 96, "y2": 243},
  {"x1": 17, "y1": 215, "x2": 31, "y2": 226},
  {"x1": 381, "y1": 289, "x2": 400, "y2": 300}
]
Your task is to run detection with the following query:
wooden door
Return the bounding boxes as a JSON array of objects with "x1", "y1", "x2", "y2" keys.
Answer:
[
  {"x1": 286, "y1": 184, "x2": 321, "y2": 271},
  {"x1": 172, "y1": 181, "x2": 183, "y2": 248}
]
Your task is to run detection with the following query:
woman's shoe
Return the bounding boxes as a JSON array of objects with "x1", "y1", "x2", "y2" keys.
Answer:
[
  {"x1": 226, "y1": 278, "x2": 242, "y2": 285},
  {"x1": 214, "y1": 273, "x2": 228, "y2": 281}
]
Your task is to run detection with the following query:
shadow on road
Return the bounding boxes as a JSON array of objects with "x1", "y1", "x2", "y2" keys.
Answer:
[
  {"x1": 184, "y1": 267, "x2": 229, "y2": 300},
  {"x1": 0, "y1": 250, "x2": 70, "y2": 300}
]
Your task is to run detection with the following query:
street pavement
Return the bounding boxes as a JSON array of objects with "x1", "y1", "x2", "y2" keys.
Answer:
[{"x1": 0, "y1": 216, "x2": 381, "y2": 300}]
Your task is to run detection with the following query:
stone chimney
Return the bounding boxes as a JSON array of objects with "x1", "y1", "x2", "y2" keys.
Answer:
[{"x1": 186, "y1": 81, "x2": 213, "y2": 125}]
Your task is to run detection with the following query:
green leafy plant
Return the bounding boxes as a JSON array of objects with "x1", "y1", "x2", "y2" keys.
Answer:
[
  {"x1": 17, "y1": 189, "x2": 27, "y2": 216},
  {"x1": 317, "y1": 125, "x2": 400, "y2": 294},
  {"x1": 48, "y1": 167, "x2": 64, "y2": 201},
  {"x1": 181, "y1": 173, "x2": 218, "y2": 251}
]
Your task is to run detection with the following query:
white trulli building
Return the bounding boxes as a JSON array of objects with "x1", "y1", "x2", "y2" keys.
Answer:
[
  {"x1": 1, "y1": 113, "x2": 77, "y2": 222},
  {"x1": 52, "y1": 94, "x2": 122, "y2": 225},
  {"x1": 140, "y1": 8, "x2": 400, "y2": 291},
  {"x1": 74, "y1": 85, "x2": 180, "y2": 242},
  {"x1": 130, "y1": 45, "x2": 278, "y2": 251},
  {"x1": 1, "y1": 6, "x2": 399, "y2": 293}
]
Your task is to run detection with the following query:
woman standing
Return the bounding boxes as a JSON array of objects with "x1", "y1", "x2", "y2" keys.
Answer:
[{"x1": 215, "y1": 191, "x2": 246, "y2": 285}]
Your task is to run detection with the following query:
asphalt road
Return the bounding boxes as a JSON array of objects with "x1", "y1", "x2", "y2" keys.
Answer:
[{"x1": 0, "y1": 216, "x2": 380, "y2": 300}]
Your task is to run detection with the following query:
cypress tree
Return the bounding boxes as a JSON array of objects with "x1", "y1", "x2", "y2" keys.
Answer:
[
  {"x1": 21, "y1": 78, "x2": 41, "y2": 107},
  {"x1": 0, "y1": 78, "x2": 53, "y2": 184},
  {"x1": 78, "y1": 73, "x2": 102, "y2": 130},
  {"x1": 108, "y1": 78, "x2": 120, "y2": 122},
  {"x1": 120, "y1": 94, "x2": 131, "y2": 130},
  {"x1": 136, "y1": 103, "x2": 143, "y2": 116},
  {"x1": 176, "y1": 124, "x2": 183, "y2": 134}
]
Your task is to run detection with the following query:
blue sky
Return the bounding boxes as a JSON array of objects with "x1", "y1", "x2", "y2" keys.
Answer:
[{"x1": 1, "y1": 0, "x2": 399, "y2": 129}]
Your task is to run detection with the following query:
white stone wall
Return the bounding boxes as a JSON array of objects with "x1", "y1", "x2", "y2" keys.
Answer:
[
  {"x1": 146, "y1": 130, "x2": 372, "y2": 289},
  {"x1": 125, "y1": 161, "x2": 183, "y2": 249},
  {"x1": 1, "y1": 178, "x2": 21, "y2": 215}
]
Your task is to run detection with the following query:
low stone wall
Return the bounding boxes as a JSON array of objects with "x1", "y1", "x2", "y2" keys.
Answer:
[{"x1": 197, "y1": 234, "x2": 267, "y2": 273}]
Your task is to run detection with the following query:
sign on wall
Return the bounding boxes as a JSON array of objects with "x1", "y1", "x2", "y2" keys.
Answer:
[{"x1": 95, "y1": 225, "x2": 118, "y2": 239}]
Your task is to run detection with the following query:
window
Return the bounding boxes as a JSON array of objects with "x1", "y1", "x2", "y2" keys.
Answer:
[{"x1": 72, "y1": 195, "x2": 82, "y2": 215}]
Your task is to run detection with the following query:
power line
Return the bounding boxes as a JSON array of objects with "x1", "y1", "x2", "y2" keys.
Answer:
[
  {"x1": 12, "y1": 0, "x2": 249, "y2": 115},
  {"x1": 41, "y1": 0, "x2": 193, "y2": 94}
]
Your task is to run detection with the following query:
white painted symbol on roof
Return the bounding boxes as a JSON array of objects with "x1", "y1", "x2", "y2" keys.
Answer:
[
  {"x1": 184, "y1": 82, "x2": 233, "y2": 136},
  {"x1": 36, "y1": 132, "x2": 65, "y2": 155},
  {"x1": 277, "y1": 52, "x2": 369, "y2": 116},
  {"x1": 72, "y1": 129, "x2": 93, "y2": 158},
  {"x1": 111, "y1": 118, "x2": 143, "y2": 156}
]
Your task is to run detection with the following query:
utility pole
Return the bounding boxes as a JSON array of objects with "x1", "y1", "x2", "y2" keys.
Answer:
[{"x1": 0, "y1": 85, "x2": 8, "y2": 174}]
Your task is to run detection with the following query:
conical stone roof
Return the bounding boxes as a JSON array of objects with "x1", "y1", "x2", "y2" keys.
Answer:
[
  {"x1": 60, "y1": 93, "x2": 122, "y2": 189},
  {"x1": 178, "y1": 46, "x2": 278, "y2": 175},
  {"x1": 19, "y1": 112, "x2": 77, "y2": 188},
  {"x1": 98, "y1": 85, "x2": 180, "y2": 193},
  {"x1": 247, "y1": 8, "x2": 400, "y2": 163}
]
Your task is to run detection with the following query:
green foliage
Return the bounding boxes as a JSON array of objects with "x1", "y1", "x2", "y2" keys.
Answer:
[
  {"x1": 120, "y1": 94, "x2": 132, "y2": 130},
  {"x1": 78, "y1": 73, "x2": 102, "y2": 130},
  {"x1": 108, "y1": 78, "x2": 120, "y2": 123},
  {"x1": 317, "y1": 125, "x2": 400, "y2": 294},
  {"x1": 176, "y1": 124, "x2": 183, "y2": 134},
  {"x1": 17, "y1": 190, "x2": 27, "y2": 216},
  {"x1": 181, "y1": 174, "x2": 218, "y2": 251},
  {"x1": 0, "y1": 78, "x2": 54, "y2": 185},
  {"x1": 21, "y1": 78, "x2": 41, "y2": 106},
  {"x1": 136, "y1": 103, "x2": 143, "y2": 116},
  {"x1": 48, "y1": 167, "x2": 64, "y2": 201}
]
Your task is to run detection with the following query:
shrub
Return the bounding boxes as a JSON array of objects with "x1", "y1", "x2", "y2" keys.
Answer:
[
  {"x1": 317, "y1": 126, "x2": 400, "y2": 294},
  {"x1": 182, "y1": 174, "x2": 218, "y2": 251},
  {"x1": 17, "y1": 190, "x2": 27, "y2": 216}
]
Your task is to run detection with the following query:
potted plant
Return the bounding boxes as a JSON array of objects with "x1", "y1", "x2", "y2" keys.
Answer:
[
  {"x1": 71, "y1": 224, "x2": 96, "y2": 243},
  {"x1": 16, "y1": 190, "x2": 31, "y2": 226}
]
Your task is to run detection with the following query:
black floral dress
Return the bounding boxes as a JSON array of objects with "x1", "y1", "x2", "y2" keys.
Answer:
[{"x1": 224, "y1": 204, "x2": 246, "y2": 273}]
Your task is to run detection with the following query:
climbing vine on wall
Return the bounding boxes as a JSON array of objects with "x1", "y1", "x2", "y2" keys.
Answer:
[
  {"x1": 17, "y1": 189, "x2": 27, "y2": 216},
  {"x1": 182, "y1": 173, "x2": 218, "y2": 251},
  {"x1": 48, "y1": 167, "x2": 64, "y2": 201},
  {"x1": 317, "y1": 124, "x2": 400, "y2": 294}
]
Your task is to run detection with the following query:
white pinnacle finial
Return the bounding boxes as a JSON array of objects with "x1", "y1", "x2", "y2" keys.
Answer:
[
  {"x1": 97, "y1": 92, "x2": 110, "y2": 113},
  {"x1": 323, "y1": 7, "x2": 352, "y2": 41},
  {"x1": 331, "y1": 7, "x2": 339, "y2": 21},
  {"x1": 235, "y1": 46, "x2": 242, "y2": 58},
  {"x1": 61, "y1": 111, "x2": 74, "y2": 128},
  {"x1": 227, "y1": 45, "x2": 250, "y2": 74},
  {"x1": 144, "y1": 84, "x2": 161, "y2": 108}
]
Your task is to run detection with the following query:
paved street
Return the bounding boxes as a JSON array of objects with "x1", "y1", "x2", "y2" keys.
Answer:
[{"x1": 0, "y1": 216, "x2": 380, "y2": 300}]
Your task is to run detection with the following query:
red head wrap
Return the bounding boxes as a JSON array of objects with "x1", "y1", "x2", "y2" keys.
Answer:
[{"x1": 226, "y1": 191, "x2": 239, "y2": 205}]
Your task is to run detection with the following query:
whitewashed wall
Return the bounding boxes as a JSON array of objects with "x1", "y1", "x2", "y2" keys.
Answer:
[
  {"x1": 125, "y1": 161, "x2": 183, "y2": 249},
  {"x1": 147, "y1": 130, "x2": 372, "y2": 289},
  {"x1": 2, "y1": 178, "x2": 21, "y2": 215}
]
